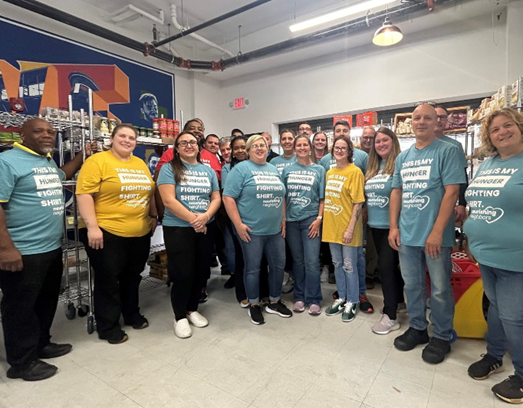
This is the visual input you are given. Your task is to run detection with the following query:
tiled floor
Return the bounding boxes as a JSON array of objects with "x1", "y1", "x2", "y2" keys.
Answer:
[{"x1": 0, "y1": 270, "x2": 511, "y2": 408}]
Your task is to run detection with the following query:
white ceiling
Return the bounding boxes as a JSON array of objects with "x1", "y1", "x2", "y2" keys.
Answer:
[{"x1": 41, "y1": 0, "x2": 510, "y2": 81}]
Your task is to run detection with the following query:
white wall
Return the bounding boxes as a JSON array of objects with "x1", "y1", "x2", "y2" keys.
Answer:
[{"x1": 217, "y1": 6, "x2": 515, "y2": 134}]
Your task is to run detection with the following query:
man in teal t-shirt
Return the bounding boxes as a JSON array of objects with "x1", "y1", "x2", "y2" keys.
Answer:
[
  {"x1": 389, "y1": 104, "x2": 465, "y2": 365},
  {"x1": 0, "y1": 119, "x2": 90, "y2": 382}
]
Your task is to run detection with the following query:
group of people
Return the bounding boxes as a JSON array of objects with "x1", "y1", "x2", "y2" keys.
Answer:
[{"x1": 0, "y1": 105, "x2": 522, "y2": 406}]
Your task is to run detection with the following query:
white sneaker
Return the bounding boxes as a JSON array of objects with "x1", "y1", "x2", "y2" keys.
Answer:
[
  {"x1": 320, "y1": 266, "x2": 329, "y2": 283},
  {"x1": 372, "y1": 314, "x2": 400, "y2": 335},
  {"x1": 174, "y1": 318, "x2": 192, "y2": 338},
  {"x1": 186, "y1": 311, "x2": 209, "y2": 328}
]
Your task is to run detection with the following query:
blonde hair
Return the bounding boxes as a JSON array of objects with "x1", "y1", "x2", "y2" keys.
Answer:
[
  {"x1": 246, "y1": 134, "x2": 267, "y2": 157},
  {"x1": 480, "y1": 108, "x2": 523, "y2": 157},
  {"x1": 365, "y1": 127, "x2": 401, "y2": 182}
]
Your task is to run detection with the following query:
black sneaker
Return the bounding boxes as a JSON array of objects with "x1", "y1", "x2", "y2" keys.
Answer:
[
  {"x1": 199, "y1": 288, "x2": 209, "y2": 303},
  {"x1": 394, "y1": 327, "x2": 430, "y2": 351},
  {"x1": 366, "y1": 277, "x2": 375, "y2": 290},
  {"x1": 124, "y1": 315, "x2": 149, "y2": 330},
  {"x1": 38, "y1": 343, "x2": 73, "y2": 359},
  {"x1": 422, "y1": 337, "x2": 451, "y2": 364},
  {"x1": 265, "y1": 300, "x2": 293, "y2": 318},
  {"x1": 359, "y1": 294, "x2": 374, "y2": 314},
  {"x1": 468, "y1": 354, "x2": 504, "y2": 380},
  {"x1": 99, "y1": 329, "x2": 128, "y2": 345},
  {"x1": 6, "y1": 360, "x2": 58, "y2": 381},
  {"x1": 248, "y1": 305, "x2": 265, "y2": 325},
  {"x1": 491, "y1": 375, "x2": 523, "y2": 404},
  {"x1": 224, "y1": 275, "x2": 235, "y2": 289}
]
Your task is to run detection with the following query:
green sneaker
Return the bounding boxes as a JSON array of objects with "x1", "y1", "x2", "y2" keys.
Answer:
[
  {"x1": 341, "y1": 302, "x2": 357, "y2": 322},
  {"x1": 325, "y1": 299, "x2": 346, "y2": 316}
]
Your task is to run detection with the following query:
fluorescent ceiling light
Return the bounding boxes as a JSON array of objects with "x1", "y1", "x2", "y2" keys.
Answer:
[{"x1": 290, "y1": 0, "x2": 397, "y2": 32}]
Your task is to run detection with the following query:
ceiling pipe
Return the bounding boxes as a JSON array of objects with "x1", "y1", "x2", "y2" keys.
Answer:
[
  {"x1": 169, "y1": 4, "x2": 234, "y2": 58},
  {"x1": 2, "y1": 0, "x2": 220, "y2": 70},
  {"x1": 152, "y1": 0, "x2": 272, "y2": 48},
  {"x1": 3, "y1": 0, "x2": 465, "y2": 72},
  {"x1": 109, "y1": 5, "x2": 165, "y2": 26},
  {"x1": 220, "y1": 0, "x2": 456, "y2": 69}
]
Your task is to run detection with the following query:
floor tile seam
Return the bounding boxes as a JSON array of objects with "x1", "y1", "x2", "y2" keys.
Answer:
[
  {"x1": 119, "y1": 362, "x2": 176, "y2": 396},
  {"x1": 368, "y1": 369, "x2": 434, "y2": 408},
  {"x1": 289, "y1": 380, "x2": 317, "y2": 408},
  {"x1": 360, "y1": 347, "x2": 394, "y2": 404}
]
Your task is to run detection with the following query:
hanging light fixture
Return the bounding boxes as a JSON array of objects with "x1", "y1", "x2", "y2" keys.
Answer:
[{"x1": 372, "y1": 17, "x2": 403, "y2": 46}]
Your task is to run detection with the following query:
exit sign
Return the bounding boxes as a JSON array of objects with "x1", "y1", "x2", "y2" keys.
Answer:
[{"x1": 234, "y1": 97, "x2": 245, "y2": 109}]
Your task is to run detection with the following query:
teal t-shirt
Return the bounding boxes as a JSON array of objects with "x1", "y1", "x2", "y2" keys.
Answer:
[
  {"x1": 0, "y1": 145, "x2": 65, "y2": 255},
  {"x1": 463, "y1": 151, "x2": 523, "y2": 272},
  {"x1": 365, "y1": 162, "x2": 394, "y2": 229},
  {"x1": 282, "y1": 162, "x2": 325, "y2": 222},
  {"x1": 157, "y1": 161, "x2": 219, "y2": 227},
  {"x1": 221, "y1": 163, "x2": 231, "y2": 189},
  {"x1": 440, "y1": 135, "x2": 467, "y2": 169},
  {"x1": 320, "y1": 148, "x2": 368, "y2": 175},
  {"x1": 391, "y1": 138, "x2": 465, "y2": 247},
  {"x1": 223, "y1": 160, "x2": 286, "y2": 236},
  {"x1": 270, "y1": 154, "x2": 297, "y2": 175}
]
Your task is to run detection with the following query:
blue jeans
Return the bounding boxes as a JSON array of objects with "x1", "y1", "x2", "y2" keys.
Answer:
[
  {"x1": 357, "y1": 246, "x2": 366, "y2": 295},
  {"x1": 329, "y1": 244, "x2": 360, "y2": 304},
  {"x1": 238, "y1": 233, "x2": 285, "y2": 304},
  {"x1": 480, "y1": 264, "x2": 523, "y2": 379},
  {"x1": 398, "y1": 245, "x2": 454, "y2": 340},
  {"x1": 286, "y1": 216, "x2": 322, "y2": 305}
]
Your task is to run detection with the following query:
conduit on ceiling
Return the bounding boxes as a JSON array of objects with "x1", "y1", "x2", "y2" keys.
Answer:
[{"x1": 4, "y1": 0, "x2": 459, "y2": 71}]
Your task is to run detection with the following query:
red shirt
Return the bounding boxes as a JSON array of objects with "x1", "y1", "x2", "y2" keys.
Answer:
[{"x1": 156, "y1": 147, "x2": 222, "y2": 181}]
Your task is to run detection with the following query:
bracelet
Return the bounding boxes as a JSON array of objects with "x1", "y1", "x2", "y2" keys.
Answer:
[
  {"x1": 345, "y1": 229, "x2": 353, "y2": 233},
  {"x1": 149, "y1": 215, "x2": 158, "y2": 219},
  {"x1": 316, "y1": 216, "x2": 323, "y2": 221}
]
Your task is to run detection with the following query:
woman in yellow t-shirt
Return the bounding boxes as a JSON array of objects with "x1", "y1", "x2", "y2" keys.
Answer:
[
  {"x1": 76, "y1": 124, "x2": 157, "y2": 345},
  {"x1": 322, "y1": 136, "x2": 365, "y2": 323}
]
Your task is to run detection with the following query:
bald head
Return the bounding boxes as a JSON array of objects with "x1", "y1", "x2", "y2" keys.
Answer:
[
  {"x1": 21, "y1": 118, "x2": 56, "y2": 155},
  {"x1": 411, "y1": 104, "x2": 437, "y2": 142}
]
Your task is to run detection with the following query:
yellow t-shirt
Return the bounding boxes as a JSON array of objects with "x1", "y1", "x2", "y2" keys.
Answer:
[
  {"x1": 76, "y1": 150, "x2": 154, "y2": 237},
  {"x1": 322, "y1": 164, "x2": 365, "y2": 246}
]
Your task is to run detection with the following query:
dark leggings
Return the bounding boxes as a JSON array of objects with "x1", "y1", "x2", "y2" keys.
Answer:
[
  {"x1": 372, "y1": 228, "x2": 404, "y2": 320},
  {"x1": 163, "y1": 222, "x2": 214, "y2": 321},
  {"x1": 80, "y1": 229, "x2": 151, "y2": 338}
]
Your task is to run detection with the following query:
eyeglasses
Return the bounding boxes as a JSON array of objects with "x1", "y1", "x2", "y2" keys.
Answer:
[
  {"x1": 361, "y1": 137, "x2": 374, "y2": 141},
  {"x1": 298, "y1": 127, "x2": 311, "y2": 131},
  {"x1": 333, "y1": 146, "x2": 348, "y2": 152},
  {"x1": 251, "y1": 144, "x2": 267, "y2": 150},
  {"x1": 437, "y1": 115, "x2": 448, "y2": 120},
  {"x1": 178, "y1": 140, "x2": 198, "y2": 147}
]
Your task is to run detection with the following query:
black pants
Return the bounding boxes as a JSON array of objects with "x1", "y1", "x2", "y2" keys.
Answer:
[
  {"x1": 0, "y1": 248, "x2": 62, "y2": 368},
  {"x1": 372, "y1": 228, "x2": 404, "y2": 320},
  {"x1": 80, "y1": 229, "x2": 151, "y2": 339},
  {"x1": 164, "y1": 222, "x2": 215, "y2": 321}
]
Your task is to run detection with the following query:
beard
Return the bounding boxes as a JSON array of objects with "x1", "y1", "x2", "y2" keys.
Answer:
[{"x1": 41, "y1": 147, "x2": 54, "y2": 154}]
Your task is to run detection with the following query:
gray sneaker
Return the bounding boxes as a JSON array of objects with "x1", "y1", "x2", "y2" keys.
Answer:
[
  {"x1": 372, "y1": 314, "x2": 400, "y2": 335},
  {"x1": 282, "y1": 276, "x2": 295, "y2": 294}
]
